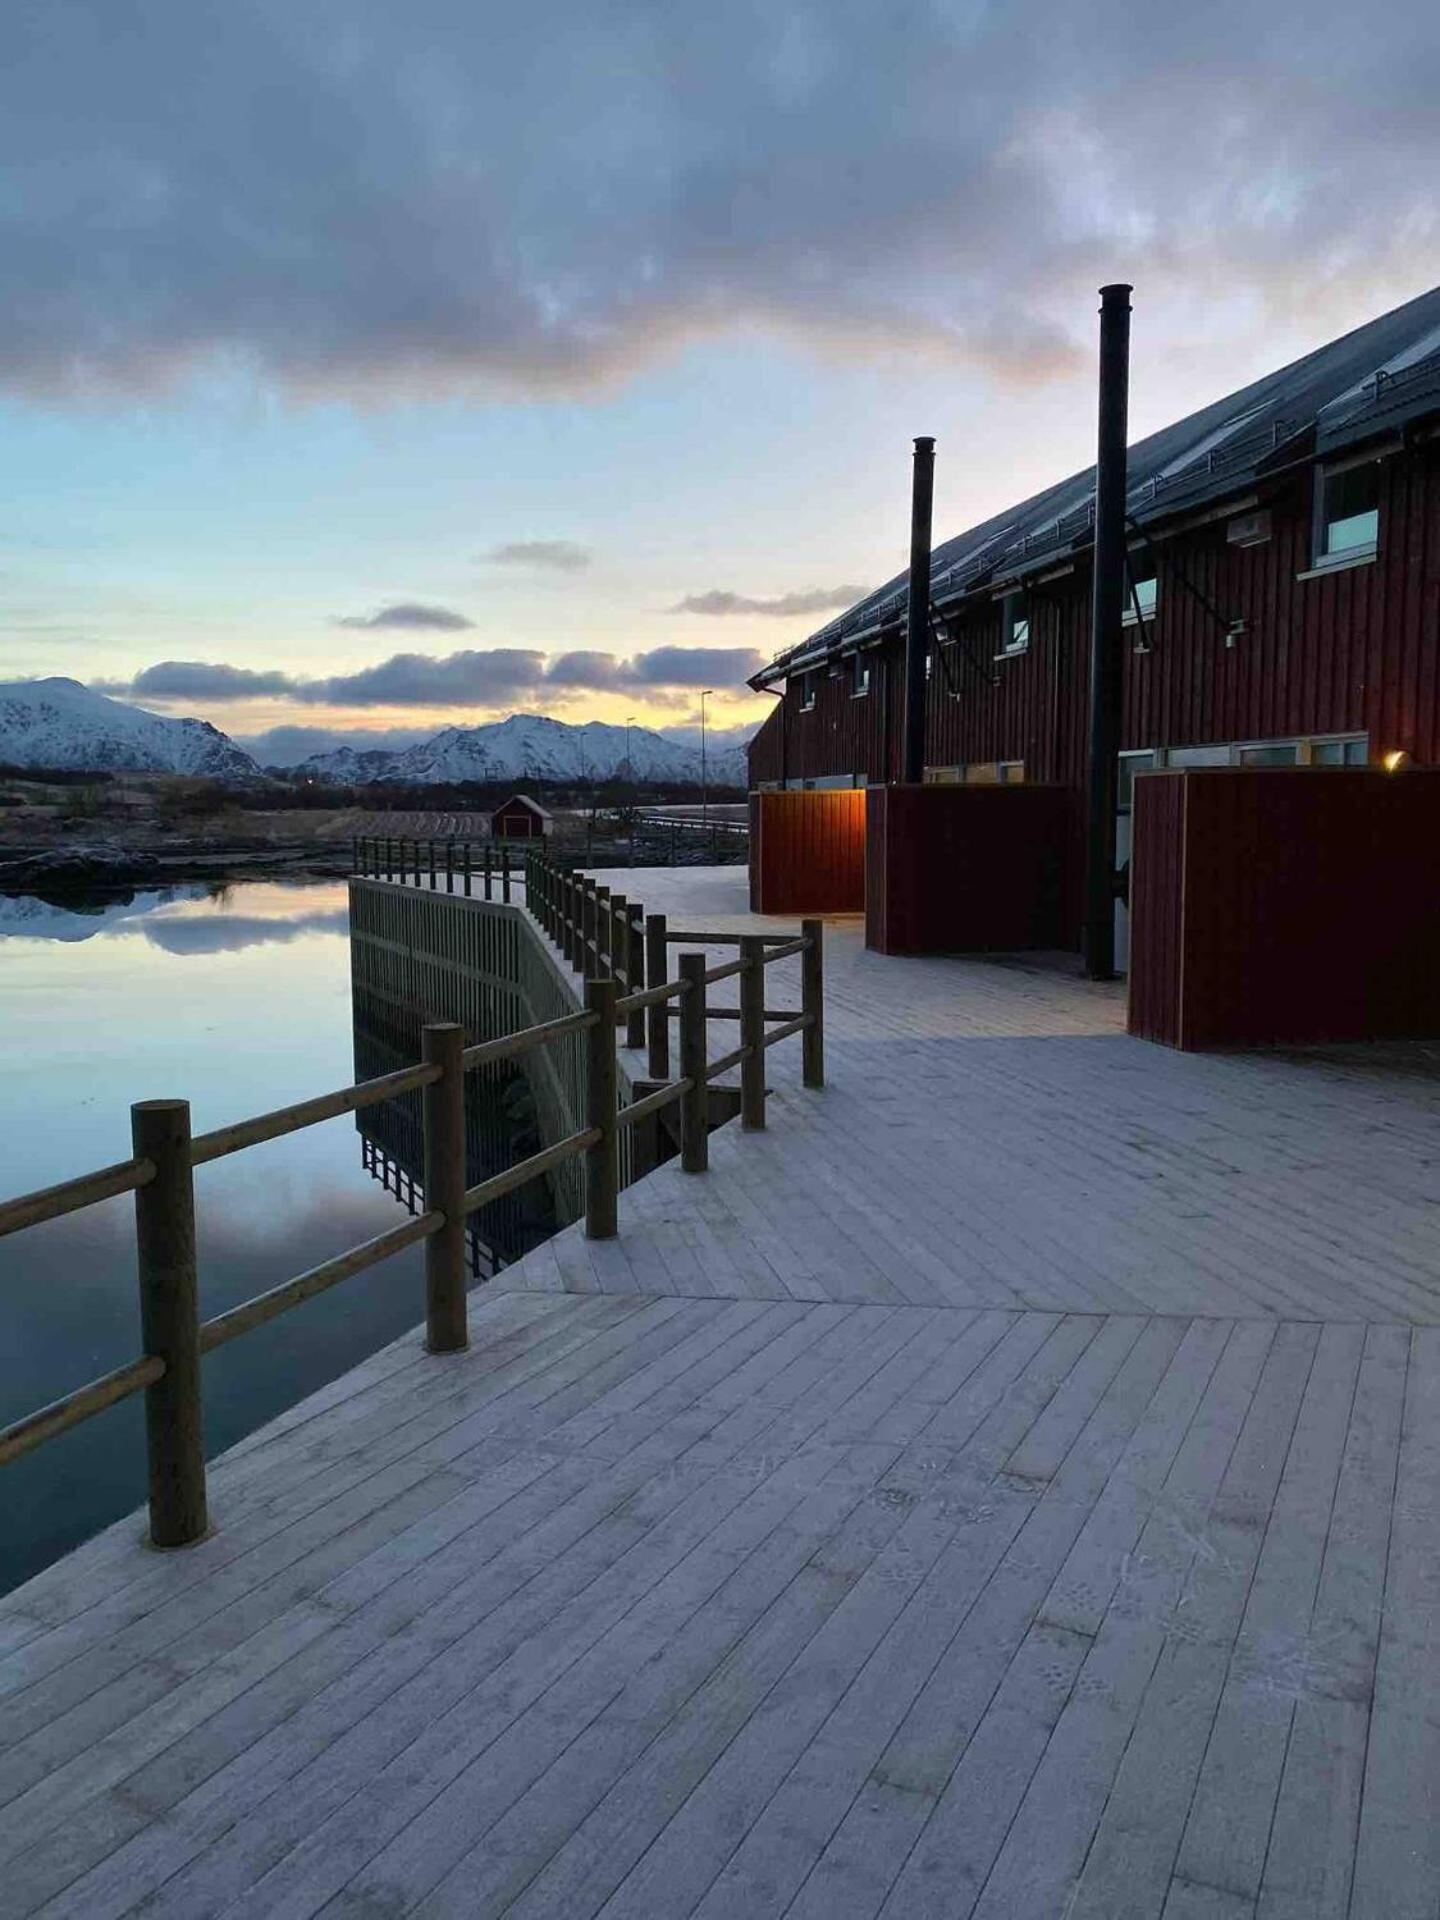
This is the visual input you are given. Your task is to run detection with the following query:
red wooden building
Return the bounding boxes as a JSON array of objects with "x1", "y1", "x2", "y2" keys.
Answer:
[
  {"x1": 748, "y1": 286, "x2": 1440, "y2": 972},
  {"x1": 489, "y1": 794, "x2": 553, "y2": 840}
]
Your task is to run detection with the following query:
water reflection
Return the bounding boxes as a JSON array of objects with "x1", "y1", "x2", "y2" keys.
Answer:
[
  {"x1": 0, "y1": 879, "x2": 472, "y2": 1594},
  {"x1": 351, "y1": 978, "x2": 558, "y2": 1273}
]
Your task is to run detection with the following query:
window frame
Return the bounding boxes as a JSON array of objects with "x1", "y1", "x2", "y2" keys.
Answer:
[
  {"x1": 798, "y1": 671, "x2": 817, "y2": 713},
  {"x1": 850, "y1": 652, "x2": 871, "y2": 699},
  {"x1": 1121, "y1": 572, "x2": 1158, "y2": 628},
  {"x1": 996, "y1": 591, "x2": 1030, "y2": 658},
  {"x1": 1310, "y1": 454, "x2": 1381, "y2": 570}
]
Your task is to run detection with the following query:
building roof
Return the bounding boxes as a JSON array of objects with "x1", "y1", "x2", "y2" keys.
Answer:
[
  {"x1": 753, "y1": 284, "x2": 1440, "y2": 689},
  {"x1": 492, "y1": 793, "x2": 553, "y2": 820}
]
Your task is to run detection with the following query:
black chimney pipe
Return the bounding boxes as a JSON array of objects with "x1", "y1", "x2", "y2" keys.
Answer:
[
  {"x1": 1082, "y1": 284, "x2": 1132, "y2": 980},
  {"x1": 901, "y1": 435, "x2": 936, "y2": 786}
]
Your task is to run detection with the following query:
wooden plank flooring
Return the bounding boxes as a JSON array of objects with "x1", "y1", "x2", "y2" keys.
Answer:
[{"x1": 3, "y1": 867, "x2": 1439, "y2": 1917}]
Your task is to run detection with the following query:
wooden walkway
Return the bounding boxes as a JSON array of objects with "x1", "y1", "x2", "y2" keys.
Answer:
[{"x1": 3, "y1": 867, "x2": 1439, "y2": 1918}]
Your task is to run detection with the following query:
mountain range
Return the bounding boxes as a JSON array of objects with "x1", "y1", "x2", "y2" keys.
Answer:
[
  {"x1": 0, "y1": 679, "x2": 751, "y2": 789},
  {"x1": 0, "y1": 679, "x2": 259, "y2": 779},
  {"x1": 296, "y1": 714, "x2": 750, "y2": 787}
]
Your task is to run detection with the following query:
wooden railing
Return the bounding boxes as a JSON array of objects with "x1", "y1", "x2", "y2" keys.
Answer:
[
  {"x1": 354, "y1": 834, "x2": 516, "y2": 899},
  {"x1": 0, "y1": 855, "x2": 824, "y2": 1553}
]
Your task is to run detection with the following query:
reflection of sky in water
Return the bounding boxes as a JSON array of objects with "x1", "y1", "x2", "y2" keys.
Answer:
[{"x1": 0, "y1": 881, "x2": 433, "y2": 1593}]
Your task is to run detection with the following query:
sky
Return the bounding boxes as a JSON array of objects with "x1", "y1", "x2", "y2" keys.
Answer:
[{"x1": 2, "y1": 1, "x2": 1437, "y2": 762}]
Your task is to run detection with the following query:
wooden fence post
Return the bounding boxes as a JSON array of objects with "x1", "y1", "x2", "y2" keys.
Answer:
[
  {"x1": 739, "y1": 935, "x2": 766, "y2": 1129},
  {"x1": 131, "y1": 1099, "x2": 208, "y2": 1548},
  {"x1": 625, "y1": 904, "x2": 646, "y2": 1050},
  {"x1": 594, "y1": 885, "x2": 610, "y2": 976},
  {"x1": 609, "y1": 894, "x2": 628, "y2": 1006},
  {"x1": 646, "y1": 913, "x2": 669, "y2": 1077},
  {"x1": 445, "y1": 841, "x2": 454, "y2": 894},
  {"x1": 422, "y1": 1023, "x2": 468, "y2": 1352},
  {"x1": 678, "y1": 952, "x2": 708, "y2": 1172},
  {"x1": 801, "y1": 918, "x2": 825, "y2": 1089},
  {"x1": 463, "y1": 845, "x2": 472, "y2": 897},
  {"x1": 584, "y1": 979, "x2": 618, "y2": 1238},
  {"x1": 582, "y1": 879, "x2": 597, "y2": 975},
  {"x1": 428, "y1": 839, "x2": 437, "y2": 890},
  {"x1": 502, "y1": 845, "x2": 511, "y2": 902}
]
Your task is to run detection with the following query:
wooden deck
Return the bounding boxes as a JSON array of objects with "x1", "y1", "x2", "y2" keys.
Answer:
[{"x1": 4, "y1": 866, "x2": 1440, "y2": 1918}]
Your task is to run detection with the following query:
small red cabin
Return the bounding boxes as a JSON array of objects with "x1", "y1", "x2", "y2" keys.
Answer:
[{"x1": 489, "y1": 794, "x2": 553, "y2": 841}]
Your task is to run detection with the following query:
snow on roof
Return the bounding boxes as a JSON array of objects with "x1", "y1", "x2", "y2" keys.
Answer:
[
  {"x1": 755, "y1": 283, "x2": 1440, "y2": 689},
  {"x1": 492, "y1": 793, "x2": 554, "y2": 820}
]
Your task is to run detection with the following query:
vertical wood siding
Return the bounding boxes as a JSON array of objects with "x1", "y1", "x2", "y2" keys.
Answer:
[
  {"x1": 750, "y1": 789, "x2": 867, "y2": 913},
  {"x1": 865, "y1": 785, "x2": 1075, "y2": 955},
  {"x1": 1127, "y1": 767, "x2": 1440, "y2": 1048},
  {"x1": 755, "y1": 440, "x2": 1440, "y2": 790}
]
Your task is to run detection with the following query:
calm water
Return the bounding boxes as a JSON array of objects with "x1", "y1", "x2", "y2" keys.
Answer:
[{"x1": 0, "y1": 880, "x2": 448, "y2": 1594}]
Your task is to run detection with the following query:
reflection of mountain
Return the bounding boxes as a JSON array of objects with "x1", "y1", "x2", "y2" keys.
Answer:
[
  {"x1": 0, "y1": 885, "x2": 350, "y2": 951},
  {"x1": 143, "y1": 909, "x2": 349, "y2": 955},
  {"x1": 0, "y1": 885, "x2": 211, "y2": 942}
]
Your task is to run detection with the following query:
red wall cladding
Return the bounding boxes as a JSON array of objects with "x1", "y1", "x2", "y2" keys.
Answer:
[
  {"x1": 866, "y1": 785, "x2": 1075, "y2": 955},
  {"x1": 1128, "y1": 767, "x2": 1440, "y2": 1049},
  {"x1": 755, "y1": 441, "x2": 1440, "y2": 795},
  {"x1": 749, "y1": 789, "x2": 868, "y2": 914}
]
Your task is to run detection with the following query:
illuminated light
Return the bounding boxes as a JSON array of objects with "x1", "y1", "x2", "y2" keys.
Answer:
[{"x1": 1382, "y1": 750, "x2": 1410, "y2": 773}]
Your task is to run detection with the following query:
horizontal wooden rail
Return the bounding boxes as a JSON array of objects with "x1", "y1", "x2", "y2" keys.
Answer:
[
  {"x1": 759, "y1": 936, "x2": 808, "y2": 963},
  {"x1": 704, "y1": 956, "x2": 747, "y2": 986},
  {"x1": 663, "y1": 1004, "x2": 803, "y2": 1022},
  {"x1": 190, "y1": 1062, "x2": 441, "y2": 1166},
  {"x1": 614, "y1": 977, "x2": 687, "y2": 1018},
  {"x1": 199, "y1": 1213, "x2": 442, "y2": 1353},
  {"x1": 0, "y1": 1156, "x2": 155, "y2": 1239},
  {"x1": 617, "y1": 1079, "x2": 691, "y2": 1129},
  {"x1": 705, "y1": 1044, "x2": 752, "y2": 1080},
  {"x1": 663, "y1": 929, "x2": 799, "y2": 946},
  {"x1": 461, "y1": 1009, "x2": 597, "y2": 1072},
  {"x1": 462, "y1": 1125, "x2": 601, "y2": 1215},
  {"x1": 761, "y1": 1013, "x2": 812, "y2": 1049},
  {"x1": 0, "y1": 1354, "x2": 165, "y2": 1468}
]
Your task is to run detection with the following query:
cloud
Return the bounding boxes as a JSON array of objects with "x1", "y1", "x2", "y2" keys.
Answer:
[
  {"x1": 334, "y1": 603, "x2": 474, "y2": 632},
  {"x1": 306, "y1": 649, "x2": 546, "y2": 706},
  {"x1": 672, "y1": 586, "x2": 868, "y2": 618},
  {"x1": 128, "y1": 660, "x2": 295, "y2": 698},
  {"x1": 2, "y1": 4, "x2": 1435, "y2": 405},
  {"x1": 106, "y1": 643, "x2": 764, "y2": 711},
  {"x1": 483, "y1": 541, "x2": 592, "y2": 572}
]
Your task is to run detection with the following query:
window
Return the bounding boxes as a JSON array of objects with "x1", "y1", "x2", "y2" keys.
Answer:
[
  {"x1": 1118, "y1": 750, "x2": 1157, "y2": 810},
  {"x1": 1309, "y1": 737, "x2": 1368, "y2": 767},
  {"x1": 999, "y1": 593, "x2": 1029, "y2": 656},
  {"x1": 851, "y1": 654, "x2": 871, "y2": 698},
  {"x1": 1314, "y1": 460, "x2": 1380, "y2": 565},
  {"x1": 997, "y1": 761, "x2": 1025, "y2": 785},
  {"x1": 799, "y1": 672, "x2": 817, "y2": 713},
  {"x1": 1122, "y1": 574, "x2": 1158, "y2": 626},
  {"x1": 1238, "y1": 742, "x2": 1300, "y2": 767}
]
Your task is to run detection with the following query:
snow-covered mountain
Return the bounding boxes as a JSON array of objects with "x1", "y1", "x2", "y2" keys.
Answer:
[
  {"x1": 297, "y1": 714, "x2": 750, "y2": 788},
  {"x1": 0, "y1": 679, "x2": 258, "y2": 779}
]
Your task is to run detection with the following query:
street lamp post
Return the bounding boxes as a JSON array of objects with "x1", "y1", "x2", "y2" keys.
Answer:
[
  {"x1": 700, "y1": 689, "x2": 713, "y2": 829},
  {"x1": 625, "y1": 715, "x2": 636, "y2": 864}
]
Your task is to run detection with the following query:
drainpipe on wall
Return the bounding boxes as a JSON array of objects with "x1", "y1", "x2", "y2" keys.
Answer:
[
  {"x1": 1083, "y1": 284, "x2": 1133, "y2": 980},
  {"x1": 902, "y1": 436, "x2": 936, "y2": 786}
]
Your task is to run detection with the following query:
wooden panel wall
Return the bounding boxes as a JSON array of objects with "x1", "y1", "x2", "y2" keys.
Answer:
[
  {"x1": 754, "y1": 440, "x2": 1440, "y2": 793},
  {"x1": 866, "y1": 784, "x2": 1074, "y2": 955},
  {"x1": 749, "y1": 789, "x2": 867, "y2": 913},
  {"x1": 1126, "y1": 773, "x2": 1186, "y2": 1046},
  {"x1": 1127, "y1": 767, "x2": 1440, "y2": 1048}
]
